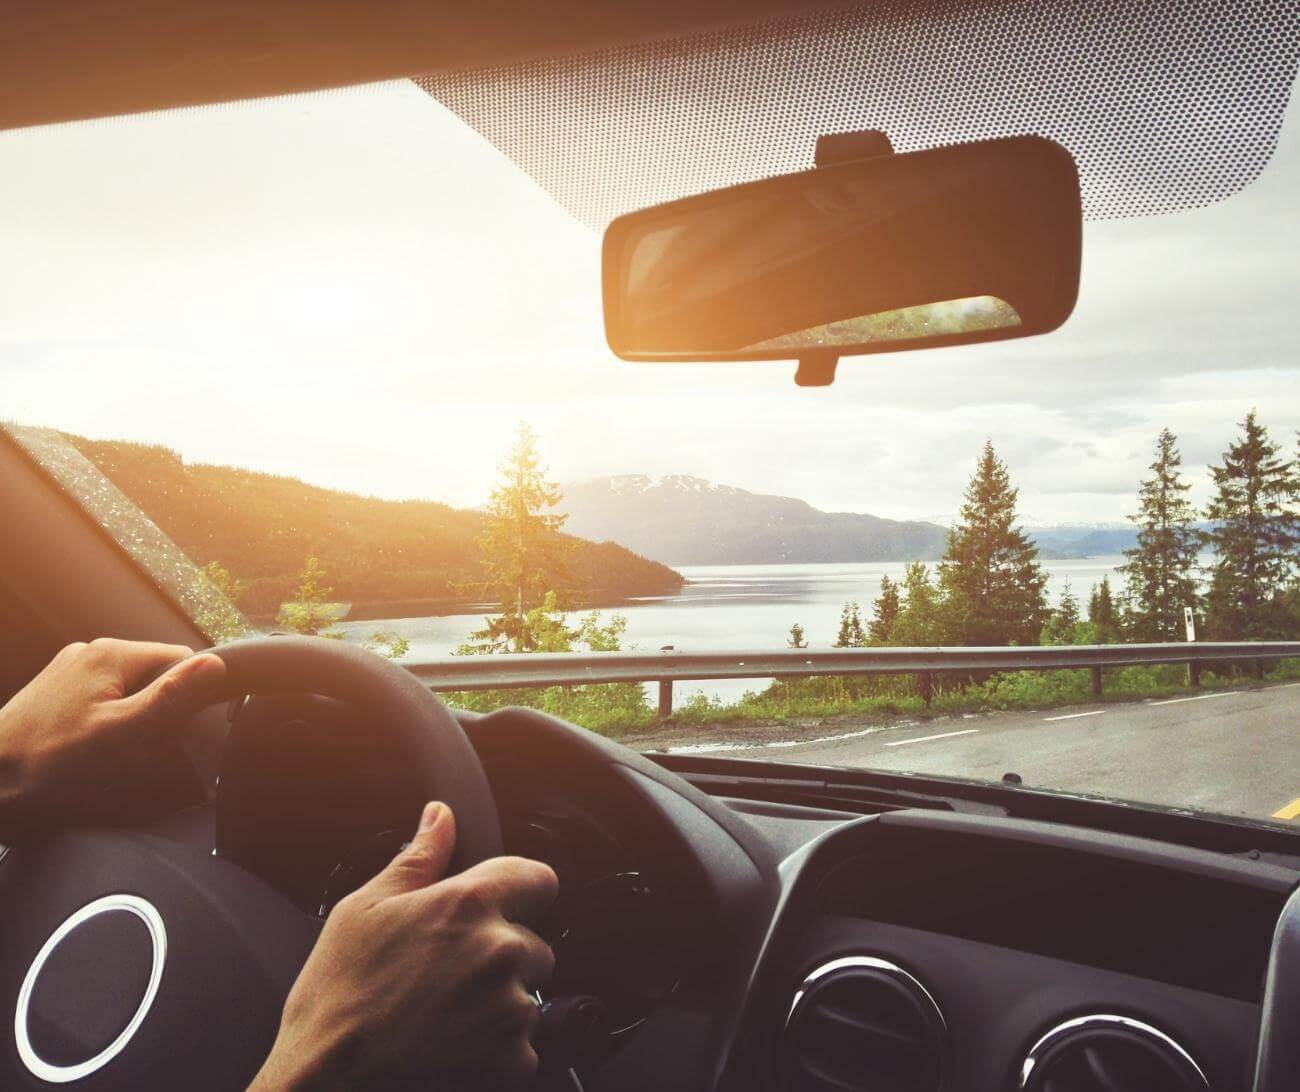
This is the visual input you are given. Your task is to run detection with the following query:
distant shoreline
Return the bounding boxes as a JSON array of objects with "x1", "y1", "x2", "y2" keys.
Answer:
[{"x1": 248, "y1": 587, "x2": 683, "y2": 627}]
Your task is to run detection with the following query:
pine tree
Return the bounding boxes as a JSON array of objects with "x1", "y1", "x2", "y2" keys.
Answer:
[
  {"x1": 1203, "y1": 412, "x2": 1299, "y2": 639},
  {"x1": 787, "y1": 623, "x2": 808, "y2": 649},
  {"x1": 890, "y1": 563, "x2": 945, "y2": 646},
  {"x1": 1058, "y1": 581, "x2": 1081, "y2": 629},
  {"x1": 834, "y1": 602, "x2": 866, "y2": 648},
  {"x1": 938, "y1": 441, "x2": 1047, "y2": 645},
  {"x1": 275, "y1": 556, "x2": 343, "y2": 637},
  {"x1": 867, "y1": 575, "x2": 901, "y2": 645},
  {"x1": 1117, "y1": 428, "x2": 1203, "y2": 641},
  {"x1": 467, "y1": 423, "x2": 569, "y2": 652},
  {"x1": 194, "y1": 560, "x2": 248, "y2": 642},
  {"x1": 274, "y1": 555, "x2": 407, "y2": 658},
  {"x1": 1088, "y1": 576, "x2": 1120, "y2": 643},
  {"x1": 1291, "y1": 433, "x2": 1300, "y2": 623},
  {"x1": 1040, "y1": 580, "x2": 1081, "y2": 646}
]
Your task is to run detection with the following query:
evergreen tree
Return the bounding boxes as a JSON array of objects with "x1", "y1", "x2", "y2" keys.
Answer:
[
  {"x1": 1293, "y1": 432, "x2": 1300, "y2": 509},
  {"x1": 275, "y1": 556, "x2": 343, "y2": 637},
  {"x1": 1203, "y1": 412, "x2": 1299, "y2": 639},
  {"x1": 467, "y1": 423, "x2": 569, "y2": 652},
  {"x1": 1058, "y1": 581, "x2": 1081, "y2": 628},
  {"x1": 890, "y1": 563, "x2": 945, "y2": 646},
  {"x1": 834, "y1": 602, "x2": 867, "y2": 648},
  {"x1": 1040, "y1": 580, "x2": 1082, "y2": 646},
  {"x1": 867, "y1": 575, "x2": 901, "y2": 645},
  {"x1": 1290, "y1": 433, "x2": 1300, "y2": 623},
  {"x1": 194, "y1": 560, "x2": 248, "y2": 643},
  {"x1": 1117, "y1": 428, "x2": 1203, "y2": 641},
  {"x1": 938, "y1": 441, "x2": 1047, "y2": 645},
  {"x1": 273, "y1": 555, "x2": 407, "y2": 657},
  {"x1": 1088, "y1": 576, "x2": 1120, "y2": 644},
  {"x1": 787, "y1": 623, "x2": 808, "y2": 649}
]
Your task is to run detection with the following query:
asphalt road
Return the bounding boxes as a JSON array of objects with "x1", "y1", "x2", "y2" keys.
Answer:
[{"x1": 671, "y1": 682, "x2": 1300, "y2": 825}]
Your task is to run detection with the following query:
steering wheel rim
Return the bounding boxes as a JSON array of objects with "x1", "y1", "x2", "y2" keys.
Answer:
[
  {"x1": 0, "y1": 634, "x2": 502, "y2": 1090},
  {"x1": 211, "y1": 634, "x2": 503, "y2": 872}
]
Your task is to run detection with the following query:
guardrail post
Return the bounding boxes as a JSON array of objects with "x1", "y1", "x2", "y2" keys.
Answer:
[
  {"x1": 1188, "y1": 661, "x2": 1201, "y2": 688},
  {"x1": 917, "y1": 671, "x2": 933, "y2": 709},
  {"x1": 1254, "y1": 658, "x2": 1266, "y2": 680},
  {"x1": 657, "y1": 679, "x2": 673, "y2": 718},
  {"x1": 1090, "y1": 665, "x2": 1103, "y2": 698}
]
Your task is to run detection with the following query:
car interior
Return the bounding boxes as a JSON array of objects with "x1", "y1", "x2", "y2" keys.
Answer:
[{"x1": 2, "y1": 3, "x2": 1299, "y2": 1092}]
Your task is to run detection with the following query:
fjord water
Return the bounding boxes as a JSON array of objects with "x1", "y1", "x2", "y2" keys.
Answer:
[{"x1": 339, "y1": 557, "x2": 1129, "y2": 703}]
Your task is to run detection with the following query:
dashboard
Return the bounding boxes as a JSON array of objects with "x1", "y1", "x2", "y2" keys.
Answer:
[
  {"x1": 213, "y1": 695, "x2": 1300, "y2": 1092},
  {"x1": 729, "y1": 807, "x2": 1291, "y2": 1092}
]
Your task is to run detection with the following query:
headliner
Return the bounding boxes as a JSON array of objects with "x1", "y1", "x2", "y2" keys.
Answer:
[{"x1": 0, "y1": 0, "x2": 851, "y2": 132}]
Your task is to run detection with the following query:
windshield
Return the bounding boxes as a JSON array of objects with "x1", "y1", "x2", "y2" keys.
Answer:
[{"x1": 2, "y1": 28, "x2": 1298, "y2": 828}]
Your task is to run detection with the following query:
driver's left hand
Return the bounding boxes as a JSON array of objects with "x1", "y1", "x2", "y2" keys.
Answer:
[{"x1": 0, "y1": 638, "x2": 226, "y2": 840}]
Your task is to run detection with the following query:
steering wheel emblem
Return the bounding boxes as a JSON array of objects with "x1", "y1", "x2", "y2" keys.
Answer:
[{"x1": 14, "y1": 894, "x2": 168, "y2": 1083}]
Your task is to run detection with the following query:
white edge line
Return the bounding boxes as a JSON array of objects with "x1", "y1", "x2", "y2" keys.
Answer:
[
  {"x1": 664, "y1": 722, "x2": 907, "y2": 756},
  {"x1": 1149, "y1": 690, "x2": 1240, "y2": 707},
  {"x1": 884, "y1": 728, "x2": 979, "y2": 747},
  {"x1": 1043, "y1": 709, "x2": 1106, "y2": 722}
]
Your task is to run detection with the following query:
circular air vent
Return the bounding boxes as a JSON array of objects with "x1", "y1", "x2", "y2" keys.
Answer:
[
  {"x1": 1020, "y1": 1014, "x2": 1210, "y2": 1092},
  {"x1": 782, "y1": 956, "x2": 948, "y2": 1092}
]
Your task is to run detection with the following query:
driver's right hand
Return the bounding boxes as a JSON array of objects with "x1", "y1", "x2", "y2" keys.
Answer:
[{"x1": 250, "y1": 801, "x2": 558, "y2": 1091}]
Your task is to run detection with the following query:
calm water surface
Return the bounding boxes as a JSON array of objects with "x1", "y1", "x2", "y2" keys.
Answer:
[{"x1": 337, "y1": 557, "x2": 1128, "y2": 703}]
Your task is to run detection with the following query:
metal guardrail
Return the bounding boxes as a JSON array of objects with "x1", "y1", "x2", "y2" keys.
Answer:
[{"x1": 406, "y1": 641, "x2": 1300, "y2": 716}]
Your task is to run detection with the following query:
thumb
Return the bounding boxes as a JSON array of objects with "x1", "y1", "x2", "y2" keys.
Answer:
[
  {"x1": 370, "y1": 802, "x2": 457, "y2": 898},
  {"x1": 113, "y1": 652, "x2": 228, "y2": 729}
]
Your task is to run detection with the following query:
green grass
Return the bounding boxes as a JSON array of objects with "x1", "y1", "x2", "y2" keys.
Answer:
[{"x1": 443, "y1": 659, "x2": 1300, "y2": 739}]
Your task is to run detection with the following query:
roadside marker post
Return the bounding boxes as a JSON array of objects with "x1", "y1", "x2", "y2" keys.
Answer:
[
  {"x1": 1185, "y1": 607, "x2": 1199, "y2": 688},
  {"x1": 657, "y1": 679, "x2": 673, "y2": 718},
  {"x1": 917, "y1": 671, "x2": 934, "y2": 708}
]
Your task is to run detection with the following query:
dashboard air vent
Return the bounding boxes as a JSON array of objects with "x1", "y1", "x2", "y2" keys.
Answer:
[
  {"x1": 782, "y1": 956, "x2": 948, "y2": 1092},
  {"x1": 1020, "y1": 1014, "x2": 1210, "y2": 1092}
]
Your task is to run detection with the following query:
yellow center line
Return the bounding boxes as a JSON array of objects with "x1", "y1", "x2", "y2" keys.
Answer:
[{"x1": 1272, "y1": 798, "x2": 1300, "y2": 821}]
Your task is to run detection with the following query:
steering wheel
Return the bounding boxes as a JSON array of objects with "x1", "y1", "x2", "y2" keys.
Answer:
[{"x1": 0, "y1": 635, "x2": 502, "y2": 1090}]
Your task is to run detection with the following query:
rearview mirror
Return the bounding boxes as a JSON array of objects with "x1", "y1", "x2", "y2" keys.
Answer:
[{"x1": 602, "y1": 136, "x2": 1081, "y2": 384}]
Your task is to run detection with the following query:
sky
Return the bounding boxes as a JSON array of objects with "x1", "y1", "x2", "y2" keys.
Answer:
[{"x1": 1, "y1": 78, "x2": 1297, "y2": 526}]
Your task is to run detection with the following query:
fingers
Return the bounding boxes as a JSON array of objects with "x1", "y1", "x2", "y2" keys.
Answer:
[
  {"x1": 442, "y1": 985, "x2": 540, "y2": 1091},
  {"x1": 110, "y1": 652, "x2": 227, "y2": 728},
  {"x1": 85, "y1": 638, "x2": 198, "y2": 691},
  {"x1": 483, "y1": 991, "x2": 542, "y2": 1088},
  {"x1": 449, "y1": 855, "x2": 559, "y2": 926},
  {"x1": 369, "y1": 802, "x2": 458, "y2": 898},
  {"x1": 501, "y1": 924, "x2": 555, "y2": 992}
]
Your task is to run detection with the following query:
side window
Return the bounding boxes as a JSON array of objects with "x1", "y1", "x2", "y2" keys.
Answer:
[{"x1": 0, "y1": 581, "x2": 63, "y2": 706}]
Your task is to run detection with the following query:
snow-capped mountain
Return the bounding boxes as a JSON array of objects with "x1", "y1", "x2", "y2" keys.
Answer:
[{"x1": 559, "y1": 476, "x2": 951, "y2": 566}]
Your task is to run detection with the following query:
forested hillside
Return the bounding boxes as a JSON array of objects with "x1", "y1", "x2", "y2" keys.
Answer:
[{"x1": 67, "y1": 437, "x2": 684, "y2": 620}]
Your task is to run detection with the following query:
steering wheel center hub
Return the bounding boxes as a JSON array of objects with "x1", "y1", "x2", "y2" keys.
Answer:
[{"x1": 15, "y1": 894, "x2": 166, "y2": 1084}]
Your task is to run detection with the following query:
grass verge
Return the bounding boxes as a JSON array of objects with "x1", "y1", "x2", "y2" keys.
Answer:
[{"x1": 444, "y1": 658, "x2": 1300, "y2": 741}]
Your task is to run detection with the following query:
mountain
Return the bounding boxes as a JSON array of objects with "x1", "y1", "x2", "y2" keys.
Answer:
[
  {"x1": 65, "y1": 437, "x2": 684, "y2": 620},
  {"x1": 1027, "y1": 525, "x2": 1138, "y2": 557},
  {"x1": 559, "y1": 475, "x2": 951, "y2": 566},
  {"x1": 1027, "y1": 523, "x2": 1214, "y2": 558}
]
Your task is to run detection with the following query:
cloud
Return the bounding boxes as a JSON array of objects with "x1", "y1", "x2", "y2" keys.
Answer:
[{"x1": 0, "y1": 80, "x2": 1297, "y2": 527}]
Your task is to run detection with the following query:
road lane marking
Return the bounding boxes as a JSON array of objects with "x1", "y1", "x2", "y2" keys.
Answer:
[
  {"x1": 1043, "y1": 709, "x2": 1105, "y2": 722},
  {"x1": 764, "y1": 725, "x2": 895, "y2": 750},
  {"x1": 1149, "y1": 691, "x2": 1240, "y2": 707},
  {"x1": 1272, "y1": 798, "x2": 1300, "y2": 821},
  {"x1": 664, "y1": 722, "x2": 908, "y2": 756},
  {"x1": 884, "y1": 729, "x2": 979, "y2": 747}
]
